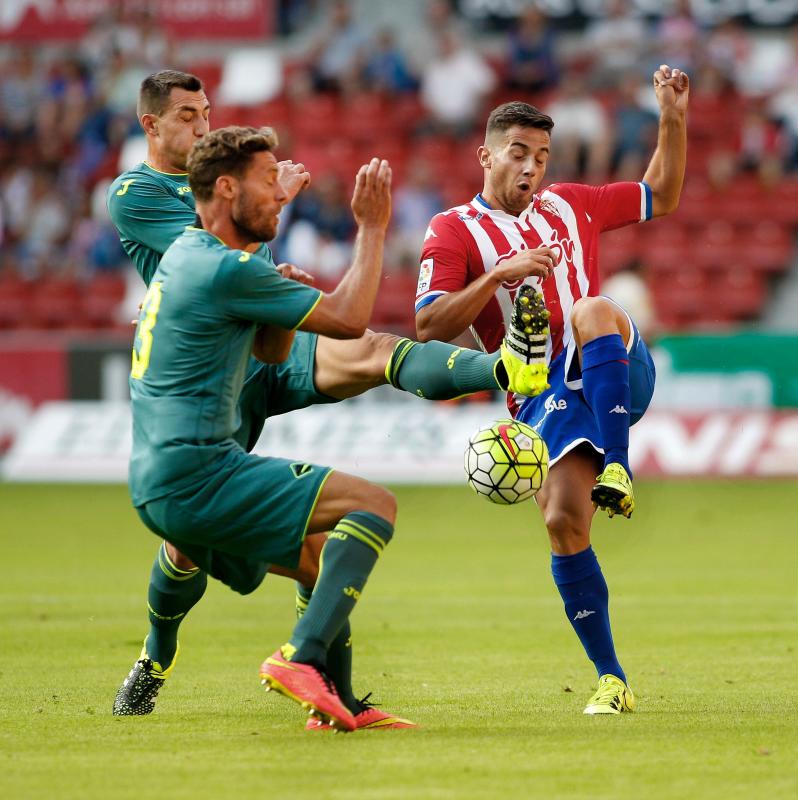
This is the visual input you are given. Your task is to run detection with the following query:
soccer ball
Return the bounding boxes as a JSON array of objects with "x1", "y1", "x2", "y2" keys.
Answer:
[{"x1": 464, "y1": 419, "x2": 549, "y2": 505}]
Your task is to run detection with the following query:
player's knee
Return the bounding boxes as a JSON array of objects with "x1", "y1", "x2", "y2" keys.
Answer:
[
  {"x1": 542, "y1": 506, "x2": 589, "y2": 552},
  {"x1": 570, "y1": 296, "x2": 613, "y2": 329},
  {"x1": 367, "y1": 483, "x2": 397, "y2": 525},
  {"x1": 165, "y1": 542, "x2": 197, "y2": 571}
]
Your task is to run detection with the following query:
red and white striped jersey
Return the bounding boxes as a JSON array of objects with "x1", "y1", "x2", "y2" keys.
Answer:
[{"x1": 415, "y1": 182, "x2": 652, "y2": 361}]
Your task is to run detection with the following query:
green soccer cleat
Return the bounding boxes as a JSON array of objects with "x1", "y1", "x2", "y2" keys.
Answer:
[
  {"x1": 583, "y1": 674, "x2": 635, "y2": 715},
  {"x1": 112, "y1": 642, "x2": 179, "y2": 716},
  {"x1": 501, "y1": 284, "x2": 550, "y2": 397},
  {"x1": 592, "y1": 462, "x2": 635, "y2": 519}
]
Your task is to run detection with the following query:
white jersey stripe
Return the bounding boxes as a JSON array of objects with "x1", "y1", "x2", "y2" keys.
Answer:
[{"x1": 461, "y1": 216, "x2": 517, "y2": 330}]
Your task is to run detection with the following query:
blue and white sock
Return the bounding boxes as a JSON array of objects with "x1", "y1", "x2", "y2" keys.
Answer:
[{"x1": 551, "y1": 546, "x2": 626, "y2": 683}]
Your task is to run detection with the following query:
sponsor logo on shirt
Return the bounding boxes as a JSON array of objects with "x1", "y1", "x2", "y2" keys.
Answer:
[{"x1": 545, "y1": 396, "x2": 567, "y2": 412}]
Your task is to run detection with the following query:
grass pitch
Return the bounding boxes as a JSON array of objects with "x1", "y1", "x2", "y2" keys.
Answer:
[{"x1": 1, "y1": 481, "x2": 796, "y2": 800}]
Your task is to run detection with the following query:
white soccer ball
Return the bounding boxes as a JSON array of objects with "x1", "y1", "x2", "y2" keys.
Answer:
[{"x1": 464, "y1": 419, "x2": 549, "y2": 505}]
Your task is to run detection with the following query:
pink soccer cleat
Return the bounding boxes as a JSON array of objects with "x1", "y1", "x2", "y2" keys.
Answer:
[{"x1": 259, "y1": 648, "x2": 356, "y2": 732}]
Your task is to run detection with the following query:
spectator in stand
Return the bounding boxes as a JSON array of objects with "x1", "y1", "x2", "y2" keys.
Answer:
[
  {"x1": 584, "y1": 0, "x2": 648, "y2": 89},
  {"x1": 365, "y1": 29, "x2": 417, "y2": 94},
  {"x1": 411, "y1": 0, "x2": 472, "y2": 76},
  {"x1": 0, "y1": 48, "x2": 42, "y2": 141},
  {"x1": 506, "y1": 6, "x2": 560, "y2": 95},
  {"x1": 705, "y1": 18, "x2": 752, "y2": 87},
  {"x1": 17, "y1": 171, "x2": 71, "y2": 277},
  {"x1": 283, "y1": 174, "x2": 357, "y2": 280},
  {"x1": 768, "y1": 24, "x2": 798, "y2": 171},
  {"x1": 389, "y1": 159, "x2": 445, "y2": 270},
  {"x1": 545, "y1": 66, "x2": 611, "y2": 181},
  {"x1": 653, "y1": 0, "x2": 699, "y2": 76},
  {"x1": 310, "y1": 0, "x2": 368, "y2": 92},
  {"x1": 736, "y1": 103, "x2": 786, "y2": 182},
  {"x1": 611, "y1": 73, "x2": 659, "y2": 180},
  {"x1": 419, "y1": 30, "x2": 495, "y2": 137},
  {"x1": 602, "y1": 260, "x2": 656, "y2": 343}
]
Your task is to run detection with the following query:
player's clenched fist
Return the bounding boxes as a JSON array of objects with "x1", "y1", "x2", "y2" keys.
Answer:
[
  {"x1": 351, "y1": 157, "x2": 392, "y2": 230},
  {"x1": 277, "y1": 160, "x2": 311, "y2": 204},
  {"x1": 494, "y1": 246, "x2": 558, "y2": 283},
  {"x1": 653, "y1": 64, "x2": 689, "y2": 114}
]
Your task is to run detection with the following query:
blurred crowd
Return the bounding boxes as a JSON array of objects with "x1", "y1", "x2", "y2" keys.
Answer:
[{"x1": 1, "y1": 0, "x2": 797, "y2": 298}]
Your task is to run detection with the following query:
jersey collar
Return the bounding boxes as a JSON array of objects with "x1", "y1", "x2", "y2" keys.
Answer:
[
  {"x1": 472, "y1": 193, "x2": 525, "y2": 220},
  {"x1": 142, "y1": 161, "x2": 189, "y2": 180}
]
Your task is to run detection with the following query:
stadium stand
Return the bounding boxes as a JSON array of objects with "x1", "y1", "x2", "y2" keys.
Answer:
[{"x1": 1, "y1": 2, "x2": 796, "y2": 335}]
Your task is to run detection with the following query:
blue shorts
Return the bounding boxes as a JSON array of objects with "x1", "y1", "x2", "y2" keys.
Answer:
[{"x1": 516, "y1": 310, "x2": 655, "y2": 467}]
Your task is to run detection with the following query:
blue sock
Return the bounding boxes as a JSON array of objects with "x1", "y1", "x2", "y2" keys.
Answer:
[
  {"x1": 551, "y1": 546, "x2": 626, "y2": 683},
  {"x1": 581, "y1": 333, "x2": 631, "y2": 475}
]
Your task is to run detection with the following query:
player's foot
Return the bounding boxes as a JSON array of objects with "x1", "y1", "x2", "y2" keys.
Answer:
[
  {"x1": 112, "y1": 642, "x2": 179, "y2": 716},
  {"x1": 591, "y1": 462, "x2": 635, "y2": 519},
  {"x1": 500, "y1": 284, "x2": 550, "y2": 397},
  {"x1": 305, "y1": 693, "x2": 417, "y2": 731},
  {"x1": 260, "y1": 648, "x2": 356, "y2": 732},
  {"x1": 583, "y1": 674, "x2": 635, "y2": 715}
]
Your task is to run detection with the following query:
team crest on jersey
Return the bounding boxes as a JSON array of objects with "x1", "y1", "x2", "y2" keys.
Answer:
[
  {"x1": 536, "y1": 196, "x2": 562, "y2": 220},
  {"x1": 417, "y1": 258, "x2": 434, "y2": 294}
]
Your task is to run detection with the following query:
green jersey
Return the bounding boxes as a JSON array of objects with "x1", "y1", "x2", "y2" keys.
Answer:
[
  {"x1": 108, "y1": 161, "x2": 273, "y2": 285},
  {"x1": 107, "y1": 162, "x2": 195, "y2": 285},
  {"x1": 129, "y1": 227, "x2": 321, "y2": 506}
]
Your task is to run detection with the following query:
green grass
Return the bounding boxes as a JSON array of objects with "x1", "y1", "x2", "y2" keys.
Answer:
[{"x1": 1, "y1": 482, "x2": 797, "y2": 800}]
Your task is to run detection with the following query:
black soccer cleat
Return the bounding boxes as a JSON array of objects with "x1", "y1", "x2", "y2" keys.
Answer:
[{"x1": 112, "y1": 645, "x2": 178, "y2": 716}]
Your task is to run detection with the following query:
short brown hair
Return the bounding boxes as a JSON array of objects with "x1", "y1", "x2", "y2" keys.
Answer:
[
  {"x1": 187, "y1": 126, "x2": 279, "y2": 201},
  {"x1": 138, "y1": 70, "x2": 203, "y2": 118},
  {"x1": 486, "y1": 102, "x2": 554, "y2": 139}
]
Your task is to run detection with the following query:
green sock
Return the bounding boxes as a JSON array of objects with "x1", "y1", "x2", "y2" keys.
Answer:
[
  {"x1": 296, "y1": 583, "x2": 358, "y2": 713},
  {"x1": 146, "y1": 543, "x2": 207, "y2": 668},
  {"x1": 288, "y1": 512, "x2": 393, "y2": 667},
  {"x1": 386, "y1": 338, "x2": 507, "y2": 399}
]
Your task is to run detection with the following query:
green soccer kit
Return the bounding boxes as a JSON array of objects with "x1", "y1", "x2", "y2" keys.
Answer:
[
  {"x1": 107, "y1": 162, "x2": 337, "y2": 452},
  {"x1": 130, "y1": 227, "x2": 332, "y2": 593}
]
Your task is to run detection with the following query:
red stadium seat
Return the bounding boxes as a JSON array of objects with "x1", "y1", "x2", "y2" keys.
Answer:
[
  {"x1": 711, "y1": 268, "x2": 767, "y2": 320},
  {"x1": 81, "y1": 273, "x2": 127, "y2": 328},
  {"x1": 29, "y1": 278, "x2": 82, "y2": 329},
  {"x1": 0, "y1": 275, "x2": 32, "y2": 329},
  {"x1": 600, "y1": 225, "x2": 642, "y2": 276},
  {"x1": 742, "y1": 221, "x2": 794, "y2": 274}
]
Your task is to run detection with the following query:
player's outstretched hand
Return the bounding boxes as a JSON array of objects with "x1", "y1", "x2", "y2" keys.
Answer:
[
  {"x1": 276, "y1": 262, "x2": 315, "y2": 285},
  {"x1": 351, "y1": 157, "x2": 392, "y2": 231},
  {"x1": 653, "y1": 64, "x2": 689, "y2": 114},
  {"x1": 494, "y1": 246, "x2": 558, "y2": 283},
  {"x1": 278, "y1": 160, "x2": 311, "y2": 204}
]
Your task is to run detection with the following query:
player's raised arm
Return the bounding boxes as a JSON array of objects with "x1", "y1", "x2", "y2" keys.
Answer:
[
  {"x1": 643, "y1": 64, "x2": 689, "y2": 217},
  {"x1": 298, "y1": 157, "x2": 392, "y2": 339}
]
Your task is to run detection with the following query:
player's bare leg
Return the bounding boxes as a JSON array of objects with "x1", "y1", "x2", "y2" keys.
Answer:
[
  {"x1": 571, "y1": 297, "x2": 636, "y2": 518},
  {"x1": 536, "y1": 444, "x2": 633, "y2": 714},
  {"x1": 313, "y1": 327, "x2": 540, "y2": 401}
]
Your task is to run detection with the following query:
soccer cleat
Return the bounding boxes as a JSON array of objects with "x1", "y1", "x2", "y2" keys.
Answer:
[
  {"x1": 305, "y1": 693, "x2": 417, "y2": 731},
  {"x1": 112, "y1": 642, "x2": 179, "y2": 716},
  {"x1": 591, "y1": 462, "x2": 635, "y2": 519},
  {"x1": 259, "y1": 648, "x2": 356, "y2": 732},
  {"x1": 501, "y1": 284, "x2": 550, "y2": 397},
  {"x1": 583, "y1": 674, "x2": 635, "y2": 715}
]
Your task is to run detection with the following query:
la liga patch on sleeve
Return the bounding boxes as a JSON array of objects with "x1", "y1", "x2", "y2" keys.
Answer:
[{"x1": 417, "y1": 258, "x2": 434, "y2": 295}]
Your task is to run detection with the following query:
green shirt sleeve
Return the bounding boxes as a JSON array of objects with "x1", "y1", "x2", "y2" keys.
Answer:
[
  {"x1": 107, "y1": 177, "x2": 195, "y2": 283},
  {"x1": 215, "y1": 250, "x2": 322, "y2": 330}
]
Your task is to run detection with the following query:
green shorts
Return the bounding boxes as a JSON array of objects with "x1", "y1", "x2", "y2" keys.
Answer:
[
  {"x1": 135, "y1": 448, "x2": 333, "y2": 595},
  {"x1": 235, "y1": 331, "x2": 340, "y2": 452}
]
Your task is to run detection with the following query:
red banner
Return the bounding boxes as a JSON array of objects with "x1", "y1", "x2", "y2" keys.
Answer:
[{"x1": 0, "y1": 0, "x2": 272, "y2": 42}]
